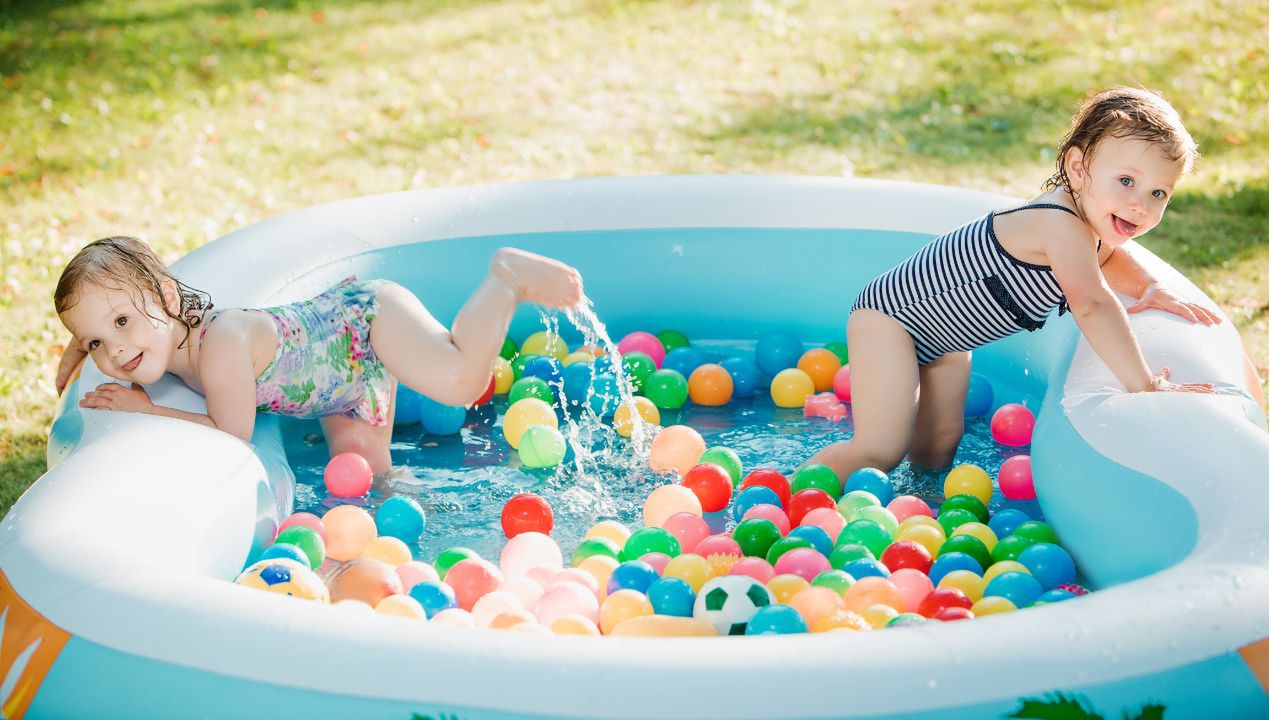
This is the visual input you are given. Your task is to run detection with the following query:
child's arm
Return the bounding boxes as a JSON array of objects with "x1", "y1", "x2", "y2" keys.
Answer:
[
  {"x1": 1047, "y1": 226, "x2": 1213, "y2": 394},
  {"x1": 54, "y1": 337, "x2": 88, "y2": 395},
  {"x1": 1099, "y1": 241, "x2": 1222, "y2": 325}
]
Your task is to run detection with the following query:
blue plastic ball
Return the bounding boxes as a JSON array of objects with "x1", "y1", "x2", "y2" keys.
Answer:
[
  {"x1": 408, "y1": 580, "x2": 458, "y2": 618},
  {"x1": 733, "y1": 485, "x2": 783, "y2": 521},
  {"x1": 844, "y1": 467, "x2": 894, "y2": 506},
  {"x1": 257, "y1": 542, "x2": 310, "y2": 568},
  {"x1": 607, "y1": 560, "x2": 660, "y2": 596},
  {"x1": 375, "y1": 495, "x2": 427, "y2": 544},
  {"x1": 587, "y1": 372, "x2": 621, "y2": 417},
  {"x1": 746, "y1": 604, "x2": 808, "y2": 635},
  {"x1": 787, "y1": 525, "x2": 833, "y2": 558},
  {"x1": 964, "y1": 373, "x2": 995, "y2": 416},
  {"x1": 647, "y1": 577, "x2": 696, "y2": 617},
  {"x1": 561, "y1": 362, "x2": 596, "y2": 408},
  {"x1": 522, "y1": 355, "x2": 564, "y2": 389},
  {"x1": 1017, "y1": 542, "x2": 1077, "y2": 590},
  {"x1": 983, "y1": 571, "x2": 1044, "y2": 608},
  {"x1": 418, "y1": 395, "x2": 467, "y2": 436},
  {"x1": 721, "y1": 357, "x2": 762, "y2": 398},
  {"x1": 841, "y1": 558, "x2": 891, "y2": 580},
  {"x1": 394, "y1": 385, "x2": 424, "y2": 424},
  {"x1": 662, "y1": 347, "x2": 706, "y2": 379},
  {"x1": 928, "y1": 551, "x2": 984, "y2": 585},
  {"x1": 987, "y1": 507, "x2": 1031, "y2": 539},
  {"x1": 755, "y1": 331, "x2": 804, "y2": 377},
  {"x1": 1034, "y1": 589, "x2": 1077, "y2": 604}
]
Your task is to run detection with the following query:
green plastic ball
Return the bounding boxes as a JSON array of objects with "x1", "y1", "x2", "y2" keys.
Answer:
[
  {"x1": 274, "y1": 526, "x2": 325, "y2": 570},
  {"x1": 509, "y1": 376, "x2": 555, "y2": 405},
  {"x1": 792, "y1": 464, "x2": 842, "y2": 498},
  {"x1": 698, "y1": 446, "x2": 743, "y2": 487},
  {"x1": 643, "y1": 368, "x2": 689, "y2": 410},
  {"x1": 571, "y1": 537, "x2": 621, "y2": 566},
  {"x1": 518, "y1": 425, "x2": 567, "y2": 468},
  {"x1": 887, "y1": 612, "x2": 926, "y2": 627},
  {"x1": 829, "y1": 543, "x2": 875, "y2": 570},
  {"x1": 734, "y1": 518, "x2": 782, "y2": 558},
  {"x1": 854, "y1": 505, "x2": 899, "y2": 537},
  {"x1": 620, "y1": 527, "x2": 681, "y2": 561},
  {"x1": 766, "y1": 536, "x2": 814, "y2": 566},
  {"x1": 836, "y1": 519, "x2": 892, "y2": 559},
  {"x1": 837, "y1": 490, "x2": 881, "y2": 522},
  {"x1": 939, "y1": 534, "x2": 993, "y2": 571},
  {"x1": 1012, "y1": 520, "x2": 1059, "y2": 545},
  {"x1": 500, "y1": 337, "x2": 519, "y2": 361},
  {"x1": 937, "y1": 507, "x2": 980, "y2": 536},
  {"x1": 657, "y1": 329, "x2": 691, "y2": 353},
  {"x1": 811, "y1": 569, "x2": 856, "y2": 596},
  {"x1": 435, "y1": 547, "x2": 479, "y2": 580},
  {"x1": 622, "y1": 351, "x2": 657, "y2": 393},
  {"x1": 941, "y1": 493, "x2": 989, "y2": 523},
  {"x1": 992, "y1": 534, "x2": 1038, "y2": 563},
  {"x1": 511, "y1": 353, "x2": 541, "y2": 381},
  {"x1": 823, "y1": 341, "x2": 850, "y2": 364}
]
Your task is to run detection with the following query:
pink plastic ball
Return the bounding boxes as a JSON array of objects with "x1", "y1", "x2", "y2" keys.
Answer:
[
  {"x1": 694, "y1": 534, "x2": 742, "y2": 559},
  {"x1": 445, "y1": 558, "x2": 504, "y2": 611},
  {"x1": 534, "y1": 581, "x2": 600, "y2": 626},
  {"x1": 279, "y1": 512, "x2": 326, "y2": 543},
  {"x1": 799, "y1": 507, "x2": 846, "y2": 542},
  {"x1": 639, "y1": 552, "x2": 672, "y2": 575},
  {"x1": 991, "y1": 403, "x2": 1036, "y2": 447},
  {"x1": 617, "y1": 331, "x2": 666, "y2": 368},
  {"x1": 742, "y1": 504, "x2": 792, "y2": 536},
  {"x1": 324, "y1": 452, "x2": 373, "y2": 497},
  {"x1": 773, "y1": 547, "x2": 831, "y2": 582},
  {"x1": 526, "y1": 565, "x2": 559, "y2": 588},
  {"x1": 500, "y1": 575, "x2": 546, "y2": 610},
  {"x1": 662, "y1": 512, "x2": 710, "y2": 554},
  {"x1": 550, "y1": 568, "x2": 600, "y2": 597},
  {"x1": 889, "y1": 568, "x2": 936, "y2": 613},
  {"x1": 729, "y1": 557, "x2": 776, "y2": 584},
  {"x1": 395, "y1": 560, "x2": 440, "y2": 592},
  {"x1": 499, "y1": 532, "x2": 564, "y2": 579},
  {"x1": 832, "y1": 365, "x2": 852, "y2": 402},
  {"x1": 998, "y1": 455, "x2": 1036, "y2": 500},
  {"x1": 887, "y1": 495, "x2": 934, "y2": 523}
]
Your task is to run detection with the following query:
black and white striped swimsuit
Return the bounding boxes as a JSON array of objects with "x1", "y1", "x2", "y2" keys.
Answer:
[{"x1": 852, "y1": 203, "x2": 1095, "y2": 365}]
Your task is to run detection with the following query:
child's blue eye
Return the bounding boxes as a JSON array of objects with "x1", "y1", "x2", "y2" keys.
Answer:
[
  {"x1": 1119, "y1": 177, "x2": 1134, "y2": 187},
  {"x1": 1152, "y1": 189, "x2": 1167, "y2": 200},
  {"x1": 115, "y1": 316, "x2": 128, "y2": 328}
]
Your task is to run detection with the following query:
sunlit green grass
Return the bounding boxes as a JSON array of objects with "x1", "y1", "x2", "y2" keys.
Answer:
[{"x1": 2, "y1": 0, "x2": 1265, "y2": 514}]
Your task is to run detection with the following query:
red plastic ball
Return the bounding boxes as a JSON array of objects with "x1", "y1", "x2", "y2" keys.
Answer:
[
  {"x1": 501, "y1": 492, "x2": 554, "y2": 538},
  {"x1": 474, "y1": 375, "x2": 496, "y2": 406},
  {"x1": 740, "y1": 469, "x2": 792, "y2": 508},
  {"x1": 445, "y1": 558, "x2": 504, "y2": 611},
  {"x1": 934, "y1": 606, "x2": 975, "y2": 621},
  {"x1": 880, "y1": 539, "x2": 934, "y2": 574},
  {"x1": 681, "y1": 463, "x2": 734, "y2": 512},
  {"x1": 918, "y1": 587, "x2": 973, "y2": 618},
  {"x1": 786, "y1": 488, "x2": 836, "y2": 526}
]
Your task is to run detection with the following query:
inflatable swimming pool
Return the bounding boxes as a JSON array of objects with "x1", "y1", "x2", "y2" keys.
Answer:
[{"x1": 4, "y1": 176, "x2": 1267, "y2": 719}]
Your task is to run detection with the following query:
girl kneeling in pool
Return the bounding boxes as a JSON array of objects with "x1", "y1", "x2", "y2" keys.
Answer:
[
  {"x1": 810, "y1": 86, "x2": 1238, "y2": 482},
  {"x1": 54, "y1": 236, "x2": 583, "y2": 474}
]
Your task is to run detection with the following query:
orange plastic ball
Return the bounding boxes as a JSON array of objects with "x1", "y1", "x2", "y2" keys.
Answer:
[
  {"x1": 322, "y1": 505, "x2": 378, "y2": 562},
  {"x1": 787, "y1": 586, "x2": 846, "y2": 627},
  {"x1": 648, "y1": 425, "x2": 706, "y2": 475},
  {"x1": 688, "y1": 364, "x2": 734, "y2": 406},
  {"x1": 812, "y1": 609, "x2": 871, "y2": 633},
  {"x1": 599, "y1": 589, "x2": 654, "y2": 635},
  {"x1": 797, "y1": 349, "x2": 842, "y2": 393},
  {"x1": 551, "y1": 614, "x2": 602, "y2": 636},
  {"x1": 324, "y1": 558, "x2": 404, "y2": 606},
  {"x1": 643, "y1": 484, "x2": 704, "y2": 528},
  {"x1": 843, "y1": 576, "x2": 905, "y2": 614},
  {"x1": 490, "y1": 608, "x2": 537, "y2": 630}
]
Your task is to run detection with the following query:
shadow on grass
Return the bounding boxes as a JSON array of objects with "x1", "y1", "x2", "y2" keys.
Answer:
[{"x1": 0, "y1": 432, "x2": 47, "y2": 518}]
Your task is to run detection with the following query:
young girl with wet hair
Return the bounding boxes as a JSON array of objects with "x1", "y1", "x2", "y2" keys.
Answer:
[
  {"x1": 809, "y1": 86, "x2": 1237, "y2": 482},
  {"x1": 54, "y1": 236, "x2": 583, "y2": 473}
]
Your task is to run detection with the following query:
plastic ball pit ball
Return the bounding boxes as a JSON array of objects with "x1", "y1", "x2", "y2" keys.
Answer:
[
  {"x1": 698, "y1": 446, "x2": 742, "y2": 486},
  {"x1": 324, "y1": 453, "x2": 372, "y2": 497},
  {"x1": 688, "y1": 364, "x2": 734, "y2": 406},
  {"x1": 662, "y1": 347, "x2": 707, "y2": 379},
  {"x1": 235, "y1": 559, "x2": 329, "y2": 603},
  {"x1": 964, "y1": 373, "x2": 994, "y2": 416},
  {"x1": 325, "y1": 558, "x2": 403, "y2": 606},
  {"x1": 656, "y1": 329, "x2": 691, "y2": 353},
  {"x1": 322, "y1": 505, "x2": 378, "y2": 562},
  {"x1": 502, "y1": 398, "x2": 558, "y2": 449},
  {"x1": 681, "y1": 463, "x2": 734, "y2": 512},
  {"x1": 617, "y1": 331, "x2": 666, "y2": 368},
  {"x1": 521, "y1": 331, "x2": 569, "y2": 361},
  {"x1": 720, "y1": 357, "x2": 761, "y2": 398},
  {"x1": 501, "y1": 493, "x2": 554, "y2": 537},
  {"x1": 643, "y1": 369, "x2": 689, "y2": 410},
  {"x1": 643, "y1": 484, "x2": 703, "y2": 528},
  {"x1": 944, "y1": 465, "x2": 993, "y2": 506},
  {"x1": 991, "y1": 403, "x2": 1036, "y2": 446},
  {"x1": 797, "y1": 348, "x2": 842, "y2": 392},
  {"x1": 998, "y1": 455, "x2": 1036, "y2": 500},
  {"x1": 741, "y1": 469, "x2": 792, "y2": 507},
  {"x1": 613, "y1": 396, "x2": 660, "y2": 438},
  {"x1": 649, "y1": 425, "x2": 706, "y2": 475},
  {"x1": 418, "y1": 395, "x2": 468, "y2": 436},
  {"x1": 770, "y1": 368, "x2": 815, "y2": 408},
  {"x1": 375, "y1": 495, "x2": 427, "y2": 544},
  {"x1": 755, "y1": 331, "x2": 804, "y2": 377},
  {"x1": 518, "y1": 425, "x2": 567, "y2": 468},
  {"x1": 509, "y1": 376, "x2": 554, "y2": 405},
  {"x1": 273, "y1": 526, "x2": 325, "y2": 570},
  {"x1": 694, "y1": 576, "x2": 774, "y2": 636},
  {"x1": 832, "y1": 365, "x2": 852, "y2": 402}
]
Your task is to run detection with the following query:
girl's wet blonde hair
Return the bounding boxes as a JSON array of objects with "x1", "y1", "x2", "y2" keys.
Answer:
[
  {"x1": 1044, "y1": 86, "x2": 1200, "y2": 193},
  {"x1": 54, "y1": 236, "x2": 213, "y2": 349}
]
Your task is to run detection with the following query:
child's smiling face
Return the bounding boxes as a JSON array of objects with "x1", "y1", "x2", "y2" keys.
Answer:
[
  {"x1": 1066, "y1": 135, "x2": 1186, "y2": 248},
  {"x1": 60, "y1": 282, "x2": 179, "y2": 385}
]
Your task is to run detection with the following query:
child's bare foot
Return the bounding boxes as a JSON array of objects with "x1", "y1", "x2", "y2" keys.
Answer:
[{"x1": 491, "y1": 247, "x2": 583, "y2": 309}]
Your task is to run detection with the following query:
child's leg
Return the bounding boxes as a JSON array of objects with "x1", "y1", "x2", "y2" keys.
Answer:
[
  {"x1": 320, "y1": 379, "x2": 398, "y2": 474},
  {"x1": 1243, "y1": 350, "x2": 1266, "y2": 412},
  {"x1": 806, "y1": 309, "x2": 920, "y2": 480},
  {"x1": 908, "y1": 350, "x2": 971, "y2": 469}
]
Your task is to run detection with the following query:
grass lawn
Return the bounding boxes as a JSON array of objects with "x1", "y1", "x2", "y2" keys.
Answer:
[{"x1": 2, "y1": 0, "x2": 1265, "y2": 515}]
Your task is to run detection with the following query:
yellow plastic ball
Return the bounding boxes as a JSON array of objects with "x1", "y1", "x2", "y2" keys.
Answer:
[
  {"x1": 562, "y1": 351, "x2": 595, "y2": 367},
  {"x1": 521, "y1": 331, "x2": 569, "y2": 361},
  {"x1": 952, "y1": 522, "x2": 999, "y2": 552},
  {"x1": 938, "y1": 569, "x2": 987, "y2": 602},
  {"x1": 662, "y1": 553, "x2": 714, "y2": 592},
  {"x1": 614, "y1": 396, "x2": 660, "y2": 438},
  {"x1": 648, "y1": 425, "x2": 706, "y2": 475},
  {"x1": 984, "y1": 560, "x2": 1032, "y2": 585},
  {"x1": 896, "y1": 523, "x2": 945, "y2": 556},
  {"x1": 770, "y1": 368, "x2": 816, "y2": 408},
  {"x1": 235, "y1": 558, "x2": 330, "y2": 603},
  {"x1": 493, "y1": 357, "x2": 514, "y2": 394},
  {"x1": 575, "y1": 344, "x2": 606, "y2": 359},
  {"x1": 507, "y1": 622, "x2": 553, "y2": 636},
  {"x1": 584, "y1": 520, "x2": 631, "y2": 548},
  {"x1": 897, "y1": 515, "x2": 946, "y2": 538},
  {"x1": 374, "y1": 594, "x2": 428, "y2": 619},
  {"x1": 971, "y1": 596, "x2": 1018, "y2": 617},
  {"x1": 577, "y1": 555, "x2": 620, "y2": 599},
  {"x1": 503, "y1": 398, "x2": 558, "y2": 449},
  {"x1": 861, "y1": 603, "x2": 900, "y2": 629},
  {"x1": 551, "y1": 614, "x2": 601, "y2": 636},
  {"x1": 360, "y1": 536, "x2": 413, "y2": 566},
  {"x1": 944, "y1": 464, "x2": 993, "y2": 506},
  {"x1": 767, "y1": 574, "x2": 811, "y2": 604},
  {"x1": 643, "y1": 484, "x2": 703, "y2": 528},
  {"x1": 599, "y1": 589, "x2": 654, "y2": 635},
  {"x1": 813, "y1": 609, "x2": 871, "y2": 633}
]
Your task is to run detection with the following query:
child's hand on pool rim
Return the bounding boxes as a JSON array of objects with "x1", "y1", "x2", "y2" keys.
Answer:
[
  {"x1": 491, "y1": 247, "x2": 584, "y2": 309},
  {"x1": 80, "y1": 382, "x2": 156, "y2": 413},
  {"x1": 1128, "y1": 282, "x2": 1223, "y2": 326}
]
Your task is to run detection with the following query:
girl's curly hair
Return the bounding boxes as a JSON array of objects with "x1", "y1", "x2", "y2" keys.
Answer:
[{"x1": 54, "y1": 236, "x2": 213, "y2": 350}]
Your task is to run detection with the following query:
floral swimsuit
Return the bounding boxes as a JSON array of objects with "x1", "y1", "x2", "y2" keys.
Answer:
[{"x1": 201, "y1": 277, "x2": 393, "y2": 426}]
